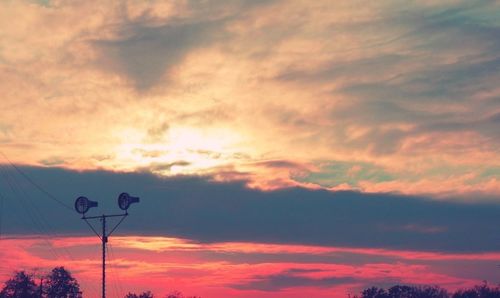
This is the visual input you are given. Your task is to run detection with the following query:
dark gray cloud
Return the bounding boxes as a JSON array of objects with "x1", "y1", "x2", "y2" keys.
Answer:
[
  {"x1": 253, "y1": 160, "x2": 308, "y2": 170},
  {"x1": 140, "y1": 161, "x2": 191, "y2": 172},
  {"x1": 231, "y1": 268, "x2": 403, "y2": 292},
  {"x1": 275, "y1": 54, "x2": 405, "y2": 84},
  {"x1": 295, "y1": 161, "x2": 393, "y2": 188},
  {"x1": 92, "y1": 0, "x2": 278, "y2": 91},
  {"x1": 93, "y1": 18, "x2": 228, "y2": 90},
  {"x1": 197, "y1": 250, "x2": 398, "y2": 267},
  {"x1": 423, "y1": 259, "x2": 500, "y2": 282},
  {"x1": 146, "y1": 121, "x2": 169, "y2": 141},
  {"x1": 416, "y1": 111, "x2": 500, "y2": 141},
  {"x1": 231, "y1": 269, "x2": 358, "y2": 291},
  {"x1": 276, "y1": 2, "x2": 500, "y2": 88},
  {"x1": 340, "y1": 55, "x2": 500, "y2": 105},
  {"x1": 38, "y1": 157, "x2": 66, "y2": 166},
  {"x1": 0, "y1": 166, "x2": 499, "y2": 253}
]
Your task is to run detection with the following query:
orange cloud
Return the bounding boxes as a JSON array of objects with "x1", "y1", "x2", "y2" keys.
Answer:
[{"x1": 0, "y1": 1, "x2": 499, "y2": 199}]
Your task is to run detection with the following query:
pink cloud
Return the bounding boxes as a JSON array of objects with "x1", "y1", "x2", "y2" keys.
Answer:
[{"x1": 1, "y1": 236, "x2": 496, "y2": 297}]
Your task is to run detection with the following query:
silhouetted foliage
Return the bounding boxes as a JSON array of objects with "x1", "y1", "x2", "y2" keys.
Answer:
[
  {"x1": 0, "y1": 267, "x2": 82, "y2": 298},
  {"x1": 123, "y1": 290, "x2": 201, "y2": 298},
  {"x1": 43, "y1": 267, "x2": 82, "y2": 298},
  {"x1": 165, "y1": 291, "x2": 185, "y2": 298},
  {"x1": 124, "y1": 291, "x2": 201, "y2": 298},
  {"x1": 358, "y1": 285, "x2": 448, "y2": 298},
  {"x1": 355, "y1": 284, "x2": 500, "y2": 298},
  {"x1": 452, "y1": 282, "x2": 500, "y2": 298},
  {"x1": 164, "y1": 291, "x2": 200, "y2": 298},
  {"x1": 125, "y1": 291, "x2": 154, "y2": 298},
  {"x1": 0, "y1": 271, "x2": 37, "y2": 298}
]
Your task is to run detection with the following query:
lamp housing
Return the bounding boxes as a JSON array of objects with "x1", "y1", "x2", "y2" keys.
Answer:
[
  {"x1": 75, "y1": 196, "x2": 98, "y2": 214},
  {"x1": 117, "y1": 192, "x2": 140, "y2": 210}
]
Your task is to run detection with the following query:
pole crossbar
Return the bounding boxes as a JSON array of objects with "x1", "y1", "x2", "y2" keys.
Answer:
[{"x1": 83, "y1": 213, "x2": 127, "y2": 219}]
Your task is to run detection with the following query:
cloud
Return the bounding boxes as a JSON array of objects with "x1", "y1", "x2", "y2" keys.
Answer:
[
  {"x1": 146, "y1": 121, "x2": 170, "y2": 142},
  {"x1": 0, "y1": 0, "x2": 498, "y2": 198},
  {"x1": 91, "y1": 0, "x2": 278, "y2": 91},
  {"x1": 271, "y1": 0, "x2": 500, "y2": 158},
  {"x1": 143, "y1": 161, "x2": 191, "y2": 172},
  {"x1": 4, "y1": 235, "x2": 494, "y2": 298},
  {"x1": 93, "y1": 17, "x2": 229, "y2": 90},
  {"x1": 1, "y1": 166, "x2": 499, "y2": 253},
  {"x1": 231, "y1": 269, "x2": 358, "y2": 291},
  {"x1": 295, "y1": 161, "x2": 393, "y2": 188},
  {"x1": 38, "y1": 157, "x2": 67, "y2": 166}
]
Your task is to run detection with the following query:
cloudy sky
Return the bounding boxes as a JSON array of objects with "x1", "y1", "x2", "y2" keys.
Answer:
[{"x1": 0, "y1": 0, "x2": 499, "y2": 297}]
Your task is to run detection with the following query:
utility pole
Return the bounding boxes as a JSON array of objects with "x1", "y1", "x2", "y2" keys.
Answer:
[
  {"x1": 74, "y1": 193, "x2": 140, "y2": 298},
  {"x1": 102, "y1": 215, "x2": 106, "y2": 298}
]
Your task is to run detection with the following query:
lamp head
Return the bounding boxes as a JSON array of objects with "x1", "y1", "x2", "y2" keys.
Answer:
[
  {"x1": 118, "y1": 192, "x2": 140, "y2": 210},
  {"x1": 74, "y1": 196, "x2": 98, "y2": 214}
]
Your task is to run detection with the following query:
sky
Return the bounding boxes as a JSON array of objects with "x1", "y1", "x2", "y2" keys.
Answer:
[{"x1": 0, "y1": 0, "x2": 499, "y2": 297}]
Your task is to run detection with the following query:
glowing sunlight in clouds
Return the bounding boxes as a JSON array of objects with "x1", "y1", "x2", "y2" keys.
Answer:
[{"x1": 109, "y1": 126, "x2": 244, "y2": 175}]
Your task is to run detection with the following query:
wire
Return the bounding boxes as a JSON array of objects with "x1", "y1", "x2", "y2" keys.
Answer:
[
  {"x1": 0, "y1": 192, "x2": 4, "y2": 243},
  {"x1": 0, "y1": 150, "x2": 72, "y2": 211},
  {"x1": 0, "y1": 160, "x2": 100, "y2": 297},
  {"x1": 0, "y1": 163, "x2": 61, "y2": 260},
  {"x1": 108, "y1": 242, "x2": 125, "y2": 297},
  {"x1": 0, "y1": 190, "x2": 3, "y2": 241},
  {"x1": 106, "y1": 245, "x2": 120, "y2": 298}
]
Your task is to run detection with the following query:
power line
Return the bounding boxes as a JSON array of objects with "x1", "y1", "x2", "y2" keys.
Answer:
[
  {"x1": 0, "y1": 159, "x2": 100, "y2": 297},
  {"x1": 0, "y1": 191, "x2": 4, "y2": 241},
  {"x1": 0, "y1": 163, "x2": 67, "y2": 260},
  {"x1": 108, "y1": 242, "x2": 125, "y2": 297},
  {"x1": 0, "y1": 150, "x2": 72, "y2": 211}
]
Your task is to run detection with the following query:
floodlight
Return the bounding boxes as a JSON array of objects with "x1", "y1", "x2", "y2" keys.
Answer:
[
  {"x1": 117, "y1": 192, "x2": 140, "y2": 210},
  {"x1": 74, "y1": 196, "x2": 98, "y2": 214},
  {"x1": 75, "y1": 192, "x2": 140, "y2": 298}
]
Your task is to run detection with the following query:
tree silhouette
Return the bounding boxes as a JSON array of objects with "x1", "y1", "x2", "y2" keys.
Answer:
[
  {"x1": 357, "y1": 285, "x2": 449, "y2": 298},
  {"x1": 165, "y1": 291, "x2": 184, "y2": 298},
  {"x1": 43, "y1": 267, "x2": 82, "y2": 298},
  {"x1": 125, "y1": 291, "x2": 154, "y2": 298},
  {"x1": 0, "y1": 271, "x2": 37, "y2": 298},
  {"x1": 452, "y1": 282, "x2": 500, "y2": 298},
  {"x1": 164, "y1": 291, "x2": 200, "y2": 298},
  {"x1": 356, "y1": 284, "x2": 500, "y2": 298},
  {"x1": 360, "y1": 286, "x2": 389, "y2": 298}
]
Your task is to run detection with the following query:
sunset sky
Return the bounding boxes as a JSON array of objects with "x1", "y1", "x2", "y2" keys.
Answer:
[{"x1": 0, "y1": 0, "x2": 499, "y2": 297}]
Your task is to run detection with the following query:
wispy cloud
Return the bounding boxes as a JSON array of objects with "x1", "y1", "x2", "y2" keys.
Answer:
[{"x1": 0, "y1": 0, "x2": 499, "y2": 197}]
